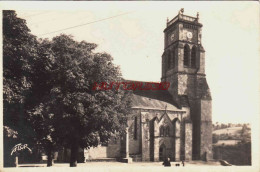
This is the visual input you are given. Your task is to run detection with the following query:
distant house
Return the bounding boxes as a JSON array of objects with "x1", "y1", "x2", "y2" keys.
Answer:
[{"x1": 213, "y1": 140, "x2": 240, "y2": 146}]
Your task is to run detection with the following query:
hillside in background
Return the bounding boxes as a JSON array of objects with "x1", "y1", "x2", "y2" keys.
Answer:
[
  {"x1": 213, "y1": 127, "x2": 241, "y2": 135},
  {"x1": 212, "y1": 123, "x2": 251, "y2": 165}
]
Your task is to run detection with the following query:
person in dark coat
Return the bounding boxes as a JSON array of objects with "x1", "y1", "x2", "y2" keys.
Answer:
[
  {"x1": 163, "y1": 157, "x2": 171, "y2": 167},
  {"x1": 181, "y1": 160, "x2": 185, "y2": 166}
]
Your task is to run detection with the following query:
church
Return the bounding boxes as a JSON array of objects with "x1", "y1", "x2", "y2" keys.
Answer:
[{"x1": 58, "y1": 9, "x2": 213, "y2": 162}]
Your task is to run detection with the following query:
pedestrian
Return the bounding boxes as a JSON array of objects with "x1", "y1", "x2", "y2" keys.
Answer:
[
  {"x1": 181, "y1": 160, "x2": 185, "y2": 166},
  {"x1": 162, "y1": 157, "x2": 171, "y2": 167}
]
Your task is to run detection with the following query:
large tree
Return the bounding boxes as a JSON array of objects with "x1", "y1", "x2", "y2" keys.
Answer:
[
  {"x1": 3, "y1": 10, "x2": 38, "y2": 166},
  {"x1": 28, "y1": 34, "x2": 132, "y2": 167},
  {"x1": 26, "y1": 37, "x2": 59, "y2": 167},
  {"x1": 4, "y1": 10, "x2": 131, "y2": 167}
]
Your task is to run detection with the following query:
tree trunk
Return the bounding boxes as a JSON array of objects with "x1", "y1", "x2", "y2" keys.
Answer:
[
  {"x1": 47, "y1": 148, "x2": 53, "y2": 167},
  {"x1": 70, "y1": 141, "x2": 79, "y2": 167}
]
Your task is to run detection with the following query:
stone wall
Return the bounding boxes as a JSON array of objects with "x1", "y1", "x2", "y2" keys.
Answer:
[
  {"x1": 128, "y1": 113, "x2": 141, "y2": 155},
  {"x1": 200, "y1": 99, "x2": 213, "y2": 160},
  {"x1": 200, "y1": 121, "x2": 213, "y2": 160},
  {"x1": 141, "y1": 112, "x2": 150, "y2": 161},
  {"x1": 84, "y1": 137, "x2": 122, "y2": 160},
  {"x1": 107, "y1": 138, "x2": 123, "y2": 158},
  {"x1": 153, "y1": 138, "x2": 160, "y2": 161},
  {"x1": 175, "y1": 137, "x2": 181, "y2": 161},
  {"x1": 184, "y1": 122, "x2": 192, "y2": 161},
  {"x1": 190, "y1": 99, "x2": 201, "y2": 159},
  {"x1": 86, "y1": 146, "x2": 107, "y2": 159}
]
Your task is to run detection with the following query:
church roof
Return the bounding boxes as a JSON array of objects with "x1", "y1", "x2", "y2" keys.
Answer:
[
  {"x1": 127, "y1": 80, "x2": 181, "y2": 110},
  {"x1": 131, "y1": 93, "x2": 180, "y2": 111}
]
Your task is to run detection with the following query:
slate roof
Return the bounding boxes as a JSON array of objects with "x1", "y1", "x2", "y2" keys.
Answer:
[
  {"x1": 126, "y1": 80, "x2": 182, "y2": 111},
  {"x1": 131, "y1": 93, "x2": 181, "y2": 111}
]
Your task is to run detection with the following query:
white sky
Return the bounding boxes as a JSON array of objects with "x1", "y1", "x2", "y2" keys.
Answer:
[{"x1": 2, "y1": 1, "x2": 259, "y2": 124}]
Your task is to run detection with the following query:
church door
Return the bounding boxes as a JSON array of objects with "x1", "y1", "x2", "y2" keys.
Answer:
[{"x1": 159, "y1": 144, "x2": 166, "y2": 161}]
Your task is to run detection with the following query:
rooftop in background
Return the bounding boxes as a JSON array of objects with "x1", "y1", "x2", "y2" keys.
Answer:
[{"x1": 213, "y1": 140, "x2": 241, "y2": 146}]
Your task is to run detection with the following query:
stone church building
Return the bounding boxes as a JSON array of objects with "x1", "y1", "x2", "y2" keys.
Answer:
[{"x1": 58, "y1": 9, "x2": 212, "y2": 162}]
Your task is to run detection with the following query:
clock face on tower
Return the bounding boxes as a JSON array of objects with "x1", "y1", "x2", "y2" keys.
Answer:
[
  {"x1": 166, "y1": 27, "x2": 197, "y2": 45},
  {"x1": 187, "y1": 32, "x2": 193, "y2": 39}
]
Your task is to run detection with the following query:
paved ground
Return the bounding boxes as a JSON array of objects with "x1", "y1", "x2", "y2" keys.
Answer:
[{"x1": 18, "y1": 160, "x2": 221, "y2": 168}]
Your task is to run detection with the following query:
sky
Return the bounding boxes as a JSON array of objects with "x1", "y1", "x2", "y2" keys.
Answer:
[{"x1": 2, "y1": 1, "x2": 259, "y2": 124}]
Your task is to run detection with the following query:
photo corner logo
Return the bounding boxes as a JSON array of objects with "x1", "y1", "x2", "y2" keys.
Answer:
[{"x1": 11, "y1": 143, "x2": 32, "y2": 156}]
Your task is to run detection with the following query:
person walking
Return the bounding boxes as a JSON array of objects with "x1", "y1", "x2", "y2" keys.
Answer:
[{"x1": 181, "y1": 160, "x2": 185, "y2": 166}]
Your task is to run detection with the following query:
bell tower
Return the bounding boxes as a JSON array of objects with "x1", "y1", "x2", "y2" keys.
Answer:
[{"x1": 161, "y1": 9, "x2": 212, "y2": 160}]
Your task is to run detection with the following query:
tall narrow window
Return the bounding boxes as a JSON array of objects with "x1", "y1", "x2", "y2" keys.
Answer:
[
  {"x1": 165, "y1": 126, "x2": 170, "y2": 136},
  {"x1": 134, "y1": 116, "x2": 137, "y2": 140},
  {"x1": 191, "y1": 46, "x2": 196, "y2": 68},
  {"x1": 184, "y1": 44, "x2": 190, "y2": 67},
  {"x1": 160, "y1": 126, "x2": 164, "y2": 137}
]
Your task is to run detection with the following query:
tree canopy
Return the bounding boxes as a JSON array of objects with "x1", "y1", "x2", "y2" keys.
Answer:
[
  {"x1": 3, "y1": 10, "x2": 40, "y2": 167},
  {"x1": 28, "y1": 35, "x2": 132, "y2": 166},
  {"x1": 4, "y1": 10, "x2": 132, "y2": 167}
]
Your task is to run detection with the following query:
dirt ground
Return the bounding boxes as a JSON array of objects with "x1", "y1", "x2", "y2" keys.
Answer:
[{"x1": 17, "y1": 160, "x2": 221, "y2": 168}]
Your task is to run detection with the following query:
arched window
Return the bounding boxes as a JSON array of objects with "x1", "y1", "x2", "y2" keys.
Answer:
[
  {"x1": 165, "y1": 126, "x2": 170, "y2": 136},
  {"x1": 172, "y1": 48, "x2": 176, "y2": 68},
  {"x1": 167, "y1": 52, "x2": 171, "y2": 69},
  {"x1": 191, "y1": 46, "x2": 196, "y2": 68},
  {"x1": 160, "y1": 126, "x2": 164, "y2": 137},
  {"x1": 184, "y1": 44, "x2": 190, "y2": 67}
]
